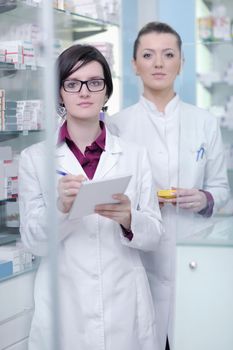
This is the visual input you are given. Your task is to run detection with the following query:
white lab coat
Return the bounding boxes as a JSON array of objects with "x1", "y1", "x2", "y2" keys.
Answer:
[
  {"x1": 107, "y1": 95, "x2": 230, "y2": 350},
  {"x1": 18, "y1": 127, "x2": 163, "y2": 350}
]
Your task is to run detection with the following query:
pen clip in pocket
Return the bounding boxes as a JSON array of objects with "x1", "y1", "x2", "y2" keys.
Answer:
[{"x1": 196, "y1": 143, "x2": 206, "y2": 162}]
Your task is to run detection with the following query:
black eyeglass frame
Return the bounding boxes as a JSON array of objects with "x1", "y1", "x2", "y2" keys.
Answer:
[{"x1": 62, "y1": 79, "x2": 106, "y2": 93}]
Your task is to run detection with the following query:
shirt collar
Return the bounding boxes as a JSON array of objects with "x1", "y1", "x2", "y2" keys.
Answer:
[{"x1": 57, "y1": 120, "x2": 106, "y2": 151}]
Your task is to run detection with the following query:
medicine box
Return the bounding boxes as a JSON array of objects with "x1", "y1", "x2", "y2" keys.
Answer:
[{"x1": 0, "y1": 260, "x2": 13, "y2": 279}]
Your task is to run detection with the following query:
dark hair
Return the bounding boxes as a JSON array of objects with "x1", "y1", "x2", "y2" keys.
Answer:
[
  {"x1": 133, "y1": 22, "x2": 182, "y2": 59},
  {"x1": 57, "y1": 44, "x2": 113, "y2": 99}
]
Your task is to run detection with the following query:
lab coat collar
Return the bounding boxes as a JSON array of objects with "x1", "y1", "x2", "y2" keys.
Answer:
[
  {"x1": 55, "y1": 125, "x2": 123, "y2": 180},
  {"x1": 179, "y1": 102, "x2": 198, "y2": 152},
  {"x1": 140, "y1": 94, "x2": 180, "y2": 117},
  {"x1": 92, "y1": 127, "x2": 122, "y2": 180}
]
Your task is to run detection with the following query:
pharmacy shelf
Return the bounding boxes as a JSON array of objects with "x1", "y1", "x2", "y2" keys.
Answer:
[
  {"x1": 199, "y1": 81, "x2": 233, "y2": 90},
  {"x1": 200, "y1": 39, "x2": 233, "y2": 44},
  {"x1": 0, "y1": 130, "x2": 44, "y2": 141},
  {"x1": 196, "y1": 0, "x2": 233, "y2": 135},
  {"x1": 199, "y1": 40, "x2": 233, "y2": 53},
  {"x1": 0, "y1": 198, "x2": 17, "y2": 204},
  {"x1": 0, "y1": 133, "x2": 19, "y2": 141},
  {"x1": 0, "y1": 62, "x2": 42, "y2": 79},
  {"x1": 0, "y1": 231, "x2": 19, "y2": 246},
  {"x1": 202, "y1": 0, "x2": 233, "y2": 9},
  {"x1": 1, "y1": 1, "x2": 117, "y2": 41},
  {"x1": 0, "y1": 1, "x2": 17, "y2": 14},
  {"x1": 0, "y1": 62, "x2": 18, "y2": 71},
  {"x1": 54, "y1": 9, "x2": 117, "y2": 41},
  {"x1": 0, "y1": 62, "x2": 41, "y2": 71},
  {"x1": 0, "y1": 1, "x2": 121, "y2": 285},
  {"x1": 202, "y1": 0, "x2": 212, "y2": 9},
  {"x1": 0, "y1": 256, "x2": 39, "y2": 283}
]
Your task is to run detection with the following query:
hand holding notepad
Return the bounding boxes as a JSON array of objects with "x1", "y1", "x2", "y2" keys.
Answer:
[{"x1": 68, "y1": 174, "x2": 132, "y2": 220}]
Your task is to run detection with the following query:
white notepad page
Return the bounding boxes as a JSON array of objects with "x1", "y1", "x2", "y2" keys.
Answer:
[{"x1": 68, "y1": 174, "x2": 132, "y2": 220}]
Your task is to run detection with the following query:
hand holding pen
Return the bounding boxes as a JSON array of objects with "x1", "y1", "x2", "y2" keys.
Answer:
[{"x1": 57, "y1": 170, "x2": 87, "y2": 213}]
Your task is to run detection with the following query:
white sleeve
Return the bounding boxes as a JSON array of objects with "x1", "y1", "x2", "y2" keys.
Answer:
[
  {"x1": 203, "y1": 117, "x2": 230, "y2": 212},
  {"x1": 120, "y1": 148, "x2": 164, "y2": 251},
  {"x1": 18, "y1": 147, "x2": 50, "y2": 256},
  {"x1": 18, "y1": 147, "x2": 75, "y2": 256}
]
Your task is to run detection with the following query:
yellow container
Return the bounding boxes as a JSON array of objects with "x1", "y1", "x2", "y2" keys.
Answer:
[{"x1": 157, "y1": 189, "x2": 177, "y2": 199}]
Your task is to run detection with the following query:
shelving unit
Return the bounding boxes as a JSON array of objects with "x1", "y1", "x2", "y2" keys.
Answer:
[
  {"x1": 2, "y1": 1, "x2": 113, "y2": 39},
  {"x1": 55, "y1": 9, "x2": 109, "y2": 40},
  {"x1": 0, "y1": 231, "x2": 19, "y2": 245},
  {"x1": 196, "y1": 0, "x2": 233, "y2": 209},
  {"x1": 0, "y1": 2, "x2": 121, "y2": 348},
  {"x1": 196, "y1": 0, "x2": 233, "y2": 108},
  {"x1": 0, "y1": 1, "x2": 120, "y2": 276}
]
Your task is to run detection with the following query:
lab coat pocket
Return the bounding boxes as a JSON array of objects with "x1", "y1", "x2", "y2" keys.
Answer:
[
  {"x1": 193, "y1": 143, "x2": 207, "y2": 186},
  {"x1": 134, "y1": 267, "x2": 155, "y2": 339},
  {"x1": 195, "y1": 143, "x2": 207, "y2": 166}
]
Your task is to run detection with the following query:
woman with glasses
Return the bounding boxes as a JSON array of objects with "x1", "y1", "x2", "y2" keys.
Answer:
[{"x1": 18, "y1": 44, "x2": 163, "y2": 350}]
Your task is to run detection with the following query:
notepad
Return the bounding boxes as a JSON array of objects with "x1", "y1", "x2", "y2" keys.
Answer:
[{"x1": 68, "y1": 174, "x2": 132, "y2": 220}]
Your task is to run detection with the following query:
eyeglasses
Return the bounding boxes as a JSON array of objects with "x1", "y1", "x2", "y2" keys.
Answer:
[{"x1": 62, "y1": 79, "x2": 106, "y2": 93}]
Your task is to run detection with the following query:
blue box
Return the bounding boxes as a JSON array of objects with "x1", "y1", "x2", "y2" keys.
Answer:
[{"x1": 0, "y1": 260, "x2": 13, "y2": 279}]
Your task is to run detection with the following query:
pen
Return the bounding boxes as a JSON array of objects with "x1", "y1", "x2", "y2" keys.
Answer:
[
  {"x1": 196, "y1": 147, "x2": 204, "y2": 161},
  {"x1": 56, "y1": 170, "x2": 68, "y2": 176}
]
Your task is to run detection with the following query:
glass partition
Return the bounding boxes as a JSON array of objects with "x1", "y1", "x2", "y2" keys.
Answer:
[
  {"x1": 174, "y1": 15, "x2": 233, "y2": 350},
  {"x1": 0, "y1": 1, "x2": 121, "y2": 349},
  {"x1": 0, "y1": 2, "x2": 48, "y2": 349}
]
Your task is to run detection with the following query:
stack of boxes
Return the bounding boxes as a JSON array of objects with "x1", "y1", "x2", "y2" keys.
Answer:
[
  {"x1": 0, "y1": 49, "x2": 6, "y2": 63},
  {"x1": 53, "y1": 0, "x2": 120, "y2": 24},
  {"x1": 0, "y1": 145, "x2": 33, "y2": 278},
  {"x1": 0, "y1": 40, "x2": 36, "y2": 66},
  {"x1": 0, "y1": 22, "x2": 41, "y2": 48},
  {"x1": 0, "y1": 145, "x2": 19, "y2": 252},
  {"x1": 72, "y1": 0, "x2": 100, "y2": 18},
  {"x1": 11, "y1": 99, "x2": 44, "y2": 131},
  {"x1": 0, "y1": 96, "x2": 44, "y2": 131},
  {"x1": 198, "y1": 4, "x2": 233, "y2": 42},
  {"x1": 0, "y1": 260, "x2": 13, "y2": 279},
  {"x1": 20, "y1": 0, "x2": 41, "y2": 6},
  {"x1": 53, "y1": 0, "x2": 97, "y2": 15},
  {"x1": 5, "y1": 200, "x2": 19, "y2": 228},
  {"x1": 0, "y1": 146, "x2": 18, "y2": 201},
  {"x1": 0, "y1": 89, "x2": 5, "y2": 130},
  {"x1": 3, "y1": 100, "x2": 16, "y2": 132},
  {"x1": 197, "y1": 4, "x2": 233, "y2": 133},
  {"x1": 0, "y1": 242, "x2": 33, "y2": 277},
  {"x1": 0, "y1": 27, "x2": 61, "y2": 68}
]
